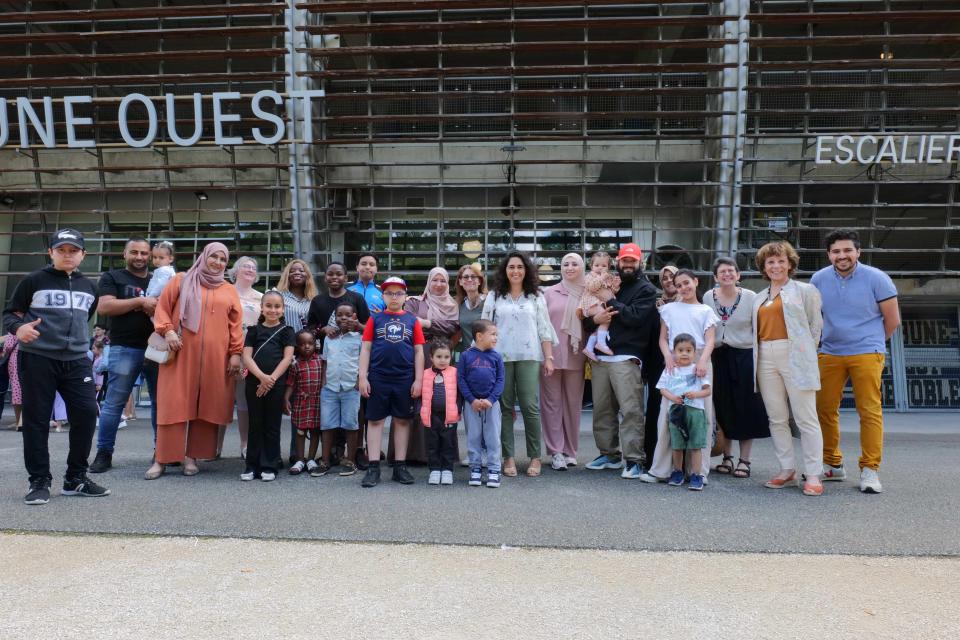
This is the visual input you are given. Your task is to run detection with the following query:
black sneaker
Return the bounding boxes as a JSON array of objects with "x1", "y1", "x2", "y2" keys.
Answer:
[
  {"x1": 354, "y1": 449, "x2": 369, "y2": 471},
  {"x1": 24, "y1": 479, "x2": 51, "y2": 505},
  {"x1": 89, "y1": 450, "x2": 112, "y2": 474},
  {"x1": 361, "y1": 464, "x2": 381, "y2": 488},
  {"x1": 62, "y1": 474, "x2": 111, "y2": 498},
  {"x1": 309, "y1": 461, "x2": 331, "y2": 478},
  {"x1": 392, "y1": 463, "x2": 415, "y2": 485}
]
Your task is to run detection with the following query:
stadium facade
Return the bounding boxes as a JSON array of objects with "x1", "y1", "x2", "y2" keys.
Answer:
[{"x1": 0, "y1": 0, "x2": 958, "y2": 409}]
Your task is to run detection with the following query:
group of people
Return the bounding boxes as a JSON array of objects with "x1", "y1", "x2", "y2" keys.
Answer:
[{"x1": 3, "y1": 226, "x2": 899, "y2": 505}]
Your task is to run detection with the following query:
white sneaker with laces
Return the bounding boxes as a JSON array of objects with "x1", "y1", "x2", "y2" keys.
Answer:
[
  {"x1": 260, "y1": 472, "x2": 276, "y2": 482},
  {"x1": 564, "y1": 455, "x2": 577, "y2": 466},
  {"x1": 823, "y1": 464, "x2": 846, "y2": 481},
  {"x1": 428, "y1": 470, "x2": 441, "y2": 485},
  {"x1": 440, "y1": 470, "x2": 454, "y2": 485},
  {"x1": 550, "y1": 453, "x2": 567, "y2": 471},
  {"x1": 859, "y1": 467, "x2": 883, "y2": 494}
]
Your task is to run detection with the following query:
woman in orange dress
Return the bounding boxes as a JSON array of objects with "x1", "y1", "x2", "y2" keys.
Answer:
[{"x1": 144, "y1": 242, "x2": 244, "y2": 479}]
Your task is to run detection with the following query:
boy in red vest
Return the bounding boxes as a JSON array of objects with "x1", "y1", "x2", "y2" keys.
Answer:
[{"x1": 420, "y1": 339, "x2": 459, "y2": 485}]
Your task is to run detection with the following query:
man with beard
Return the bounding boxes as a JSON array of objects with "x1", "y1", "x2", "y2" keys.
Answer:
[
  {"x1": 583, "y1": 243, "x2": 658, "y2": 479},
  {"x1": 812, "y1": 228, "x2": 899, "y2": 494},
  {"x1": 89, "y1": 238, "x2": 160, "y2": 473}
]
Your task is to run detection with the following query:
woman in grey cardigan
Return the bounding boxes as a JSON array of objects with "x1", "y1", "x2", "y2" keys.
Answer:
[
  {"x1": 704, "y1": 257, "x2": 769, "y2": 479},
  {"x1": 751, "y1": 242, "x2": 824, "y2": 497}
]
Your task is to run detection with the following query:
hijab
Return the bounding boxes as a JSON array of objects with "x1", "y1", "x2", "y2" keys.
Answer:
[
  {"x1": 558, "y1": 253, "x2": 586, "y2": 352},
  {"x1": 421, "y1": 267, "x2": 459, "y2": 323},
  {"x1": 657, "y1": 264, "x2": 679, "y2": 308},
  {"x1": 180, "y1": 242, "x2": 229, "y2": 333}
]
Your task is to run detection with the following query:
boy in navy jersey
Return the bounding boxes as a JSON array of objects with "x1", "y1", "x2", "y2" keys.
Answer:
[
  {"x1": 3, "y1": 229, "x2": 108, "y2": 505},
  {"x1": 358, "y1": 277, "x2": 425, "y2": 487}
]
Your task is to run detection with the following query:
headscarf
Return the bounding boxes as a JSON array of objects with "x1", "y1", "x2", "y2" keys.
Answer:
[
  {"x1": 657, "y1": 264, "x2": 679, "y2": 308},
  {"x1": 421, "y1": 267, "x2": 459, "y2": 323},
  {"x1": 179, "y1": 242, "x2": 229, "y2": 333},
  {"x1": 558, "y1": 253, "x2": 586, "y2": 352}
]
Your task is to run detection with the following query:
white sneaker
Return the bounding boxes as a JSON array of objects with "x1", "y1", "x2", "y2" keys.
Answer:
[
  {"x1": 428, "y1": 470, "x2": 441, "y2": 485},
  {"x1": 859, "y1": 468, "x2": 883, "y2": 494},
  {"x1": 239, "y1": 471, "x2": 254, "y2": 481},
  {"x1": 460, "y1": 457, "x2": 471, "y2": 467},
  {"x1": 306, "y1": 459, "x2": 319, "y2": 473},
  {"x1": 260, "y1": 471, "x2": 276, "y2": 482},
  {"x1": 564, "y1": 455, "x2": 577, "y2": 467},
  {"x1": 117, "y1": 419, "x2": 127, "y2": 430},
  {"x1": 639, "y1": 472, "x2": 661, "y2": 483},
  {"x1": 441, "y1": 470, "x2": 454, "y2": 485},
  {"x1": 823, "y1": 464, "x2": 846, "y2": 481},
  {"x1": 550, "y1": 453, "x2": 567, "y2": 471}
]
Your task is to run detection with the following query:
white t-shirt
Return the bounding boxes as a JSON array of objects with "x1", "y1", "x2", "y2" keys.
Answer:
[
  {"x1": 658, "y1": 301, "x2": 718, "y2": 350},
  {"x1": 656, "y1": 364, "x2": 711, "y2": 410}
]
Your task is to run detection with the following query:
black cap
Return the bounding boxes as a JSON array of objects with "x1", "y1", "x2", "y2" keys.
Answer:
[{"x1": 50, "y1": 228, "x2": 85, "y2": 250}]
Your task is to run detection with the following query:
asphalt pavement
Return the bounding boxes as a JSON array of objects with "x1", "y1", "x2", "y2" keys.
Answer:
[{"x1": 1, "y1": 412, "x2": 957, "y2": 556}]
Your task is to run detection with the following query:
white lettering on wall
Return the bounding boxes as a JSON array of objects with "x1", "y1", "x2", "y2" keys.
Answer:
[{"x1": 816, "y1": 133, "x2": 960, "y2": 165}]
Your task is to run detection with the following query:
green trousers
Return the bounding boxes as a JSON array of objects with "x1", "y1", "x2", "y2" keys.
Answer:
[{"x1": 499, "y1": 360, "x2": 542, "y2": 459}]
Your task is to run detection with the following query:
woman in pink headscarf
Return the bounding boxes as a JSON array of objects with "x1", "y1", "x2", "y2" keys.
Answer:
[
  {"x1": 541, "y1": 253, "x2": 588, "y2": 470},
  {"x1": 145, "y1": 242, "x2": 244, "y2": 479},
  {"x1": 393, "y1": 267, "x2": 461, "y2": 463}
]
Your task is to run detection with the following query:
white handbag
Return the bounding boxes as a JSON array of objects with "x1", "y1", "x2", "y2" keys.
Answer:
[{"x1": 145, "y1": 332, "x2": 175, "y2": 365}]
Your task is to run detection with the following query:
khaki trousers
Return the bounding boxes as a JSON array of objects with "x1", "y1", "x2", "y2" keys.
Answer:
[{"x1": 590, "y1": 359, "x2": 645, "y2": 464}]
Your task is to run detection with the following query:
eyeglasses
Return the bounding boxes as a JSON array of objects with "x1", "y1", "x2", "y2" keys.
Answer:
[
  {"x1": 460, "y1": 275, "x2": 479, "y2": 281},
  {"x1": 383, "y1": 290, "x2": 406, "y2": 297}
]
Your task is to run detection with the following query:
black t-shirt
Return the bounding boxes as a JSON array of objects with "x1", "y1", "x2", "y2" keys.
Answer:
[
  {"x1": 244, "y1": 323, "x2": 296, "y2": 381},
  {"x1": 306, "y1": 290, "x2": 370, "y2": 344},
  {"x1": 98, "y1": 269, "x2": 153, "y2": 348}
]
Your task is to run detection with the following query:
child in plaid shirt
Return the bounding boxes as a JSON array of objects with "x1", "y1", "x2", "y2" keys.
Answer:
[{"x1": 284, "y1": 329, "x2": 323, "y2": 475}]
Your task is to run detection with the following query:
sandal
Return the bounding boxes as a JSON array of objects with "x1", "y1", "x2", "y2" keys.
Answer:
[
  {"x1": 715, "y1": 455, "x2": 735, "y2": 474},
  {"x1": 526, "y1": 458, "x2": 542, "y2": 477},
  {"x1": 733, "y1": 459, "x2": 751, "y2": 478},
  {"x1": 502, "y1": 457, "x2": 518, "y2": 477}
]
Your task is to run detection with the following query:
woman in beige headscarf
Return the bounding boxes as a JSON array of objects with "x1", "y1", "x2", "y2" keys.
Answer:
[
  {"x1": 393, "y1": 267, "x2": 461, "y2": 464},
  {"x1": 540, "y1": 253, "x2": 588, "y2": 471},
  {"x1": 145, "y1": 242, "x2": 244, "y2": 479},
  {"x1": 656, "y1": 264, "x2": 680, "y2": 308}
]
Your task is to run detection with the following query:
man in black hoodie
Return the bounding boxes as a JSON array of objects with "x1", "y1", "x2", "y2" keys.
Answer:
[
  {"x1": 583, "y1": 243, "x2": 658, "y2": 479},
  {"x1": 3, "y1": 229, "x2": 109, "y2": 505}
]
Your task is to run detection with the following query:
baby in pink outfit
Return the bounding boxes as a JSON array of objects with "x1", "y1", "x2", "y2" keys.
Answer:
[{"x1": 581, "y1": 252, "x2": 620, "y2": 360}]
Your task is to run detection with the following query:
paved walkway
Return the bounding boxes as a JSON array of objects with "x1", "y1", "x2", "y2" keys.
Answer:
[
  {"x1": 1, "y1": 533, "x2": 957, "y2": 640},
  {"x1": 1, "y1": 413, "x2": 957, "y2": 556}
]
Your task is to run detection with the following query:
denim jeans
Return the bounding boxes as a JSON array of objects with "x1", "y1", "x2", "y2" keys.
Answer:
[{"x1": 96, "y1": 345, "x2": 158, "y2": 453}]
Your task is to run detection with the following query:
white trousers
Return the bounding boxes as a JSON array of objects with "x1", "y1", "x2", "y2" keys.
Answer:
[{"x1": 756, "y1": 340, "x2": 823, "y2": 476}]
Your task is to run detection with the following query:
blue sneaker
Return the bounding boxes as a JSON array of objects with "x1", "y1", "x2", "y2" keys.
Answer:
[
  {"x1": 621, "y1": 462, "x2": 641, "y2": 479},
  {"x1": 667, "y1": 469, "x2": 685, "y2": 486},
  {"x1": 586, "y1": 454, "x2": 624, "y2": 470},
  {"x1": 689, "y1": 474, "x2": 704, "y2": 491},
  {"x1": 469, "y1": 467, "x2": 482, "y2": 487}
]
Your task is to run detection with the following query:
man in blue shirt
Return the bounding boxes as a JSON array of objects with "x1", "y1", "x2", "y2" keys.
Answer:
[
  {"x1": 811, "y1": 229, "x2": 900, "y2": 494},
  {"x1": 347, "y1": 253, "x2": 384, "y2": 314}
]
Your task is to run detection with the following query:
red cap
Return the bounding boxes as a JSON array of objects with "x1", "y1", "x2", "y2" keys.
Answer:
[
  {"x1": 381, "y1": 276, "x2": 407, "y2": 290},
  {"x1": 617, "y1": 243, "x2": 643, "y2": 261}
]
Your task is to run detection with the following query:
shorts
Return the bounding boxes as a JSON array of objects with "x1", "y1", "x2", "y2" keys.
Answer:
[
  {"x1": 366, "y1": 375, "x2": 415, "y2": 422},
  {"x1": 321, "y1": 387, "x2": 361, "y2": 430},
  {"x1": 668, "y1": 406, "x2": 707, "y2": 450}
]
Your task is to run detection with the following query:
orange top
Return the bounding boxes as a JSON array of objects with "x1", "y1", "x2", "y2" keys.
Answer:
[{"x1": 757, "y1": 294, "x2": 789, "y2": 341}]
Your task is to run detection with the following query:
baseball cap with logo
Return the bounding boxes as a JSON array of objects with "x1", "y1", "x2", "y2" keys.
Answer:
[
  {"x1": 50, "y1": 228, "x2": 86, "y2": 250},
  {"x1": 381, "y1": 276, "x2": 407, "y2": 291},
  {"x1": 617, "y1": 242, "x2": 643, "y2": 262}
]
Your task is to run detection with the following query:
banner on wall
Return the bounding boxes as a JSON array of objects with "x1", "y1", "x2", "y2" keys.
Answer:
[{"x1": 901, "y1": 309, "x2": 960, "y2": 409}]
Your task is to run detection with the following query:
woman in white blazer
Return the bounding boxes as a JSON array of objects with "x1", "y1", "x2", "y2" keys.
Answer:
[{"x1": 752, "y1": 241, "x2": 825, "y2": 496}]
